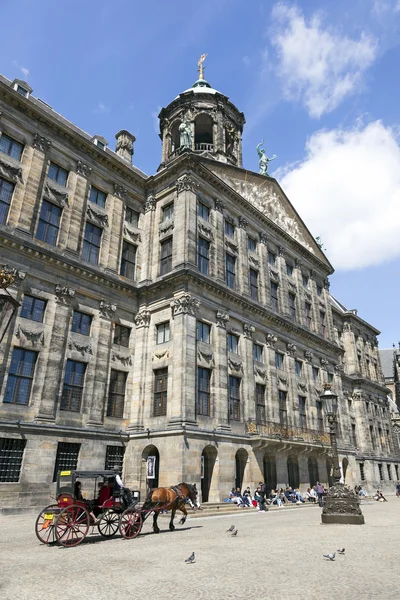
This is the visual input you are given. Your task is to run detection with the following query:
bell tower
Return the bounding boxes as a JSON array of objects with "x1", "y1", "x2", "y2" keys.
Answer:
[{"x1": 158, "y1": 56, "x2": 245, "y2": 168}]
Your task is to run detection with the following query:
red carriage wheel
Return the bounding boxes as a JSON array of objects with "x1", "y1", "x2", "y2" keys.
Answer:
[
  {"x1": 55, "y1": 504, "x2": 90, "y2": 547},
  {"x1": 35, "y1": 504, "x2": 60, "y2": 545},
  {"x1": 97, "y1": 510, "x2": 120, "y2": 538},
  {"x1": 119, "y1": 508, "x2": 143, "y2": 539}
]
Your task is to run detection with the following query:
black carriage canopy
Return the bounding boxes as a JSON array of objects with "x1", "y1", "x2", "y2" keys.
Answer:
[{"x1": 56, "y1": 470, "x2": 121, "y2": 497}]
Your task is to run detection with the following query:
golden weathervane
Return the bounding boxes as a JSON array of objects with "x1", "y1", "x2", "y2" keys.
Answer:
[{"x1": 198, "y1": 53, "x2": 208, "y2": 79}]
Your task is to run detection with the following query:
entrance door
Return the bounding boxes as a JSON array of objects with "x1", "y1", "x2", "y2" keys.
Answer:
[
  {"x1": 235, "y1": 449, "x2": 248, "y2": 490},
  {"x1": 287, "y1": 455, "x2": 300, "y2": 488},
  {"x1": 201, "y1": 446, "x2": 217, "y2": 503},
  {"x1": 143, "y1": 446, "x2": 159, "y2": 489},
  {"x1": 263, "y1": 453, "x2": 277, "y2": 495}
]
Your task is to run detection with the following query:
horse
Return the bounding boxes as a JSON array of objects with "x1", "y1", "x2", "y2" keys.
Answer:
[{"x1": 142, "y1": 482, "x2": 200, "y2": 533}]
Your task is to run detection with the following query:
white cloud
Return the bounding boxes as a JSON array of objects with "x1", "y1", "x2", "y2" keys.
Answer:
[
  {"x1": 12, "y1": 60, "x2": 29, "y2": 78},
  {"x1": 94, "y1": 102, "x2": 109, "y2": 114},
  {"x1": 242, "y1": 55, "x2": 251, "y2": 68},
  {"x1": 274, "y1": 120, "x2": 400, "y2": 270},
  {"x1": 372, "y1": 0, "x2": 400, "y2": 14},
  {"x1": 270, "y1": 4, "x2": 378, "y2": 118}
]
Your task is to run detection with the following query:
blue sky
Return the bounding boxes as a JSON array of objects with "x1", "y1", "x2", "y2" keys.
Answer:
[{"x1": 1, "y1": 0, "x2": 399, "y2": 348}]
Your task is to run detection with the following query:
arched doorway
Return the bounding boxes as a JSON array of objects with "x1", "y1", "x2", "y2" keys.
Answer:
[
  {"x1": 287, "y1": 455, "x2": 300, "y2": 489},
  {"x1": 194, "y1": 114, "x2": 213, "y2": 151},
  {"x1": 263, "y1": 453, "x2": 277, "y2": 495},
  {"x1": 201, "y1": 445, "x2": 217, "y2": 503},
  {"x1": 326, "y1": 458, "x2": 333, "y2": 487},
  {"x1": 342, "y1": 457, "x2": 349, "y2": 482},
  {"x1": 235, "y1": 449, "x2": 248, "y2": 490},
  {"x1": 308, "y1": 457, "x2": 319, "y2": 487},
  {"x1": 141, "y1": 445, "x2": 160, "y2": 490}
]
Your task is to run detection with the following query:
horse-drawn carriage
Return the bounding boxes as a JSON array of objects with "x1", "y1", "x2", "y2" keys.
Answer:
[{"x1": 35, "y1": 469, "x2": 199, "y2": 547}]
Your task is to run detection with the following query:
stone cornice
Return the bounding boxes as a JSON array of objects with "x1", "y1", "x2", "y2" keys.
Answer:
[
  {"x1": 341, "y1": 373, "x2": 389, "y2": 396},
  {"x1": 0, "y1": 419, "x2": 129, "y2": 441},
  {"x1": 330, "y1": 304, "x2": 380, "y2": 337}
]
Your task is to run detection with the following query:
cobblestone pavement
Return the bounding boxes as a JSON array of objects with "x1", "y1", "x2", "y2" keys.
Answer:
[{"x1": 1, "y1": 501, "x2": 400, "y2": 600}]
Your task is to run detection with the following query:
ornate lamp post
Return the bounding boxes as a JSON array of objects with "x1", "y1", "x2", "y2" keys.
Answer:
[
  {"x1": 0, "y1": 268, "x2": 20, "y2": 343},
  {"x1": 320, "y1": 384, "x2": 364, "y2": 525}
]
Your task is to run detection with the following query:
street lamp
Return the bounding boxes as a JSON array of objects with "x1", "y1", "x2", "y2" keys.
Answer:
[
  {"x1": 0, "y1": 269, "x2": 20, "y2": 343},
  {"x1": 320, "y1": 384, "x2": 364, "y2": 525}
]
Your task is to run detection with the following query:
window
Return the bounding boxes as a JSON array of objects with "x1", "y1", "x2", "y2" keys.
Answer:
[
  {"x1": 270, "y1": 281, "x2": 279, "y2": 311},
  {"x1": 153, "y1": 368, "x2": 168, "y2": 416},
  {"x1": 268, "y1": 251, "x2": 276, "y2": 266},
  {"x1": 198, "y1": 201, "x2": 210, "y2": 221},
  {"x1": 256, "y1": 384, "x2": 266, "y2": 424},
  {"x1": 198, "y1": 237, "x2": 210, "y2": 275},
  {"x1": 312, "y1": 366, "x2": 319, "y2": 382},
  {"x1": 0, "y1": 438, "x2": 26, "y2": 482},
  {"x1": 320, "y1": 311, "x2": 326, "y2": 337},
  {"x1": 288, "y1": 292, "x2": 296, "y2": 320},
  {"x1": 48, "y1": 162, "x2": 68, "y2": 186},
  {"x1": 125, "y1": 207, "x2": 139, "y2": 227},
  {"x1": 275, "y1": 352, "x2": 284, "y2": 369},
  {"x1": 105, "y1": 445, "x2": 125, "y2": 473},
  {"x1": 286, "y1": 263, "x2": 293, "y2": 276},
  {"x1": 0, "y1": 133, "x2": 24, "y2": 160},
  {"x1": 395, "y1": 465, "x2": 399, "y2": 481},
  {"x1": 316, "y1": 284, "x2": 323, "y2": 296},
  {"x1": 370, "y1": 426, "x2": 376, "y2": 450},
  {"x1": 3, "y1": 348, "x2": 37, "y2": 405},
  {"x1": 21, "y1": 295, "x2": 46, "y2": 323},
  {"x1": 228, "y1": 376, "x2": 241, "y2": 421},
  {"x1": 225, "y1": 253, "x2": 236, "y2": 289},
  {"x1": 227, "y1": 333, "x2": 239, "y2": 353},
  {"x1": 107, "y1": 370, "x2": 127, "y2": 418},
  {"x1": 82, "y1": 222, "x2": 102, "y2": 265},
  {"x1": 120, "y1": 241, "x2": 136, "y2": 280},
  {"x1": 113, "y1": 324, "x2": 131, "y2": 347},
  {"x1": 249, "y1": 268, "x2": 258, "y2": 301},
  {"x1": 316, "y1": 400, "x2": 324, "y2": 432},
  {"x1": 327, "y1": 372, "x2": 334, "y2": 383},
  {"x1": 359, "y1": 462, "x2": 365, "y2": 481},
  {"x1": 279, "y1": 390, "x2": 287, "y2": 426},
  {"x1": 225, "y1": 220, "x2": 235, "y2": 237},
  {"x1": 248, "y1": 237, "x2": 256, "y2": 252},
  {"x1": 298, "y1": 396, "x2": 306, "y2": 428},
  {"x1": 160, "y1": 237, "x2": 173, "y2": 275},
  {"x1": 295, "y1": 360, "x2": 302, "y2": 376},
  {"x1": 71, "y1": 311, "x2": 92, "y2": 336},
  {"x1": 16, "y1": 84, "x2": 29, "y2": 97},
  {"x1": 302, "y1": 274, "x2": 309, "y2": 287},
  {"x1": 61, "y1": 360, "x2": 87, "y2": 412},
  {"x1": 348, "y1": 399, "x2": 352, "y2": 412},
  {"x1": 197, "y1": 321, "x2": 211, "y2": 343},
  {"x1": 305, "y1": 302, "x2": 312, "y2": 330},
  {"x1": 36, "y1": 200, "x2": 61, "y2": 245},
  {"x1": 197, "y1": 367, "x2": 211, "y2": 416},
  {"x1": 162, "y1": 203, "x2": 174, "y2": 221},
  {"x1": 156, "y1": 322, "x2": 170, "y2": 344},
  {"x1": 89, "y1": 186, "x2": 106, "y2": 208},
  {"x1": 53, "y1": 442, "x2": 80, "y2": 481},
  {"x1": 378, "y1": 463, "x2": 384, "y2": 481},
  {"x1": 351, "y1": 424, "x2": 357, "y2": 447},
  {"x1": 387, "y1": 464, "x2": 392, "y2": 481},
  {"x1": 253, "y1": 343, "x2": 263, "y2": 362},
  {"x1": 0, "y1": 177, "x2": 14, "y2": 224}
]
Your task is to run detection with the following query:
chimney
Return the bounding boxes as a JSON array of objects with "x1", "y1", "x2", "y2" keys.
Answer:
[{"x1": 115, "y1": 130, "x2": 136, "y2": 163}]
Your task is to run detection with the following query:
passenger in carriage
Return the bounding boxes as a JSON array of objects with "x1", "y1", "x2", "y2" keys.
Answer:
[
  {"x1": 97, "y1": 479, "x2": 112, "y2": 508},
  {"x1": 74, "y1": 481, "x2": 99, "y2": 524}
]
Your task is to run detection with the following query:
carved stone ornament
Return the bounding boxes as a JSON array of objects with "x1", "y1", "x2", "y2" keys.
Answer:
[
  {"x1": 297, "y1": 381, "x2": 308, "y2": 392},
  {"x1": 33, "y1": 133, "x2": 51, "y2": 153},
  {"x1": 238, "y1": 216, "x2": 248, "y2": 230},
  {"x1": 214, "y1": 198, "x2": 225, "y2": 212},
  {"x1": 225, "y1": 239, "x2": 238, "y2": 254},
  {"x1": 197, "y1": 222, "x2": 214, "y2": 240},
  {"x1": 216, "y1": 310, "x2": 229, "y2": 329},
  {"x1": 87, "y1": 205, "x2": 109, "y2": 227},
  {"x1": 288, "y1": 281, "x2": 297, "y2": 291},
  {"x1": 55, "y1": 285, "x2": 75, "y2": 304},
  {"x1": 320, "y1": 358, "x2": 329, "y2": 367},
  {"x1": 322, "y1": 483, "x2": 364, "y2": 519},
  {"x1": 1, "y1": 265, "x2": 26, "y2": 287},
  {"x1": 309, "y1": 269, "x2": 316, "y2": 280},
  {"x1": 269, "y1": 267, "x2": 279, "y2": 282},
  {"x1": 343, "y1": 321, "x2": 352, "y2": 332},
  {"x1": 99, "y1": 300, "x2": 117, "y2": 319},
  {"x1": 352, "y1": 391, "x2": 364, "y2": 401},
  {"x1": 123, "y1": 223, "x2": 141, "y2": 242},
  {"x1": 134, "y1": 310, "x2": 151, "y2": 328},
  {"x1": 266, "y1": 333, "x2": 278, "y2": 347},
  {"x1": 152, "y1": 349, "x2": 170, "y2": 361},
  {"x1": 259, "y1": 232, "x2": 268, "y2": 245},
  {"x1": 145, "y1": 195, "x2": 156, "y2": 212},
  {"x1": 324, "y1": 278, "x2": 330, "y2": 289},
  {"x1": 112, "y1": 352, "x2": 132, "y2": 366},
  {"x1": 76, "y1": 160, "x2": 92, "y2": 178},
  {"x1": 197, "y1": 348, "x2": 215, "y2": 365},
  {"x1": 254, "y1": 365, "x2": 267, "y2": 380},
  {"x1": 44, "y1": 183, "x2": 69, "y2": 207},
  {"x1": 159, "y1": 220, "x2": 174, "y2": 235},
  {"x1": 295, "y1": 258, "x2": 302, "y2": 269},
  {"x1": 286, "y1": 342, "x2": 297, "y2": 356},
  {"x1": 170, "y1": 293, "x2": 200, "y2": 317},
  {"x1": 15, "y1": 325, "x2": 44, "y2": 346},
  {"x1": 68, "y1": 341, "x2": 93, "y2": 356},
  {"x1": 278, "y1": 245, "x2": 285, "y2": 256},
  {"x1": 176, "y1": 174, "x2": 199, "y2": 194},
  {"x1": 113, "y1": 183, "x2": 127, "y2": 199},
  {"x1": 304, "y1": 350, "x2": 313, "y2": 362},
  {"x1": 249, "y1": 255, "x2": 260, "y2": 267},
  {"x1": 0, "y1": 156, "x2": 23, "y2": 183},
  {"x1": 243, "y1": 323, "x2": 255, "y2": 339},
  {"x1": 278, "y1": 374, "x2": 288, "y2": 385},
  {"x1": 228, "y1": 358, "x2": 244, "y2": 373}
]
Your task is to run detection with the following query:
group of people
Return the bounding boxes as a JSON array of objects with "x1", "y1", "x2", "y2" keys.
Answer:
[
  {"x1": 226, "y1": 481, "x2": 328, "y2": 511},
  {"x1": 73, "y1": 474, "x2": 131, "y2": 524}
]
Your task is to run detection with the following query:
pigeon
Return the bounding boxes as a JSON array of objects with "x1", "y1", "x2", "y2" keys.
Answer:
[
  {"x1": 337, "y1": 548, "x2": 345, "y2": 555},
  {"x1": 323, "y1": 553, "x2": 336, "y2": 561},
  {"x1": 231, "y1": 529, "x2": 238, "y2": 537},
  {"x1": 185, "y1": 552, "x2": 195, "y2": 564},
  {"x1": 226, "y1": 525, "x2": 235, "y2": 533}
]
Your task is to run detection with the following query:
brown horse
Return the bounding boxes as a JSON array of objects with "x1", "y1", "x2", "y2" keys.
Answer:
[{"x1": 142, "y1": 482, "x2": 200, "y2": 533}]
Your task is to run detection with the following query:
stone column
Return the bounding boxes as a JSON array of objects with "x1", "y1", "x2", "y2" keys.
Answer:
[
  {"x1": 175, "y1": 174, "x2": 199, "y2": 269},
  {"x1": 258, "y1": 234, "x2": 269, "y2": 306},
  {"x1": 277, "y1": 245, "x2": 289, "y2": 316},
  {"x1": 214, "y1": 310, "x2": 230, "y2": 430},
  {"x1": 128, "y1": 308, "x2": 151, "y2": 430},
  {"x1": 142, "y1": 195, "x2": 156, "y2": 281},
  {"x1": 213, "y1": 198, "x2": 226, "y2": 284},
  {"x1": 115, "y1": 130, "x2": 135, "y2": 163},
  {"x1": 342, "y1": 322, "x2": 358, "y2": 375},
  {"x1": 236, "y1": 217, "x2": 249, "y2": 296},
  {"x1": 242, "y1": 323, "x2": 255, "y2": 423}
]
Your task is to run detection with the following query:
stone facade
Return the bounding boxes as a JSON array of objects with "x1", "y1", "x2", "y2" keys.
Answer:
[{"x1": 0, "y1": 71, "x2": 398, "y2": 509}]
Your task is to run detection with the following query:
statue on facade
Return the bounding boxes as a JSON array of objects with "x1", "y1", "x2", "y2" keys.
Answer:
[
  {"x1": 179, "y1": 118, "x2": 192, "y2": 149},
  {"x1": 256, "y1": 140, "x2": 276, "y2": 176}
]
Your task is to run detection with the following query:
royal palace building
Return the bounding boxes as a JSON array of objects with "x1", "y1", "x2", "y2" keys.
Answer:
[{"x1": 0, "y1": 69, "x2": 398, "y2": 509}]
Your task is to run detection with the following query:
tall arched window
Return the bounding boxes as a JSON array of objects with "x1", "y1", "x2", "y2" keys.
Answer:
[
  {"x1": 170, "y1": 121, "x2": 181, "y2": 154},
  {"x1": 194, "y1": 114, "x2": 213, "y2": 151}
]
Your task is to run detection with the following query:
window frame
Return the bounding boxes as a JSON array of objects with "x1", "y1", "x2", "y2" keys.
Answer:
[
  {"x1": 82, "y1": 222, "x2": 102, "y2": 265},
  {"x1": 224, "y1": 220, "x2": 235, "y2": 238},
  {"x1": 71, "y1": 311, "x2": 92, "y2": 336},
  {"x1": 305, "y1": 302, "x2": 312, "y2": 330},
  {"x1": 0, "y1": 438, "x2": 26, "y2": 482},
  {"x1": 268, "y1": 251, "x2": 276, "y2": 266},
  {"x1": 48, "y1": 162, "x2": 68, "y2": 186},
  {"x1": 248, "y1": 236, "x2": 257, "y2": 252},
  {"x1": 153, "y1": 368, "x2": 168, "y2": 417},
  {"x1": 298, "y1": 395, "x2": 307, "y2": 428},
  {"x1": 0, "y1": 176, "x2": 15, "y2": 225},
  {"x1": 107, "y1": 369, "x2": 127, "y2": 418},
  {"x1": 253, "y1": 343, "x2": 263, "y2": 362},
  {"x1": 197, "y1": 321, "x2": 211, "y2": 344},
  {"x1": 225, "y1": 253, "x2": 236, "y2": 289},
  {"x1": 197, "y1": 201, "x2": 210, "y2": 221},
  {"x1": 125, "y1": 206, "x2": 139, "y2": 227},
  {"x1": 36, "y1": 199, "x2": 62, "y2": 246},
  {"x1": 156, "y1": 322, "x2": 170, "y2": 345},
  {"x1": 295, "y1": 360, "x2": 303, "y2": 376},
  {"x1": 249, "y1": 268, "x2": 259, "y2": 301},
  {"x1": 60, "y1": 359, "x2": 87, "y2": 412},
  {"x1": 113, "y1": 324, "x2": 131, "y2": 347},
  {"x1": 0, "y1": 133, "x2": 24, "y2": 161},
  {"x1": 162, "y1": 203, "x2": 174, "y2": 222},
  {"x1": 160, "y1": 237, "x2": 173, "y2": 275},
  {"x1": 120, "y1": 240, "x2": 137, "y2": 280},
  {"x1": 278, "y1": 390, "x2": 287, "y2": 427},
  {"x1": 227, "y1": 333, "x2": 239, "y2": 354},
  {"x1": 286, "y1": 263, "x2": 293, "y2": 276},
  {"x1": 197, "y1": 367, "x2": 211, "y2": 416},
  {"x1": 89, "y1": 186, "x2": 107, "y2": 208},
  {"x1": 198, "y1": 237, "x2": 210, "y2": 275},
  {"x1": 20, "y1": 295, "x2": 46, "y2": 323},
  {"x1": 288, "y1": 292, "x2": 296, "y2": 320},
  {"x1": 228, "y1": 375, "x2": 241, "y2": 421},
  {"x1": 270, "y1": 281, "x2": 279, "y2": 311},
  {"x1": 256, "y1": 383, "x2": 266, "y2": 425},
  {"x1": 105, "y1": 445, "x2": 125, "y2": 473},
  {"x1": 3, "y1": 348, "x2": 38, "y2": 405},
  {"x1": 53, "y1": 442, "x2": 80, "y2": 482},
  {"x1": 275, "y1": 352, "x2": 284, "y2": 370}
]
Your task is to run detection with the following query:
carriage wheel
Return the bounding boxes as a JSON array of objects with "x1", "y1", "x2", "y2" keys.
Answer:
[
  {"x1": 55, "y1": 504, "x2": 90, "y2": 547},
  {"x1": 97, "y1": 510, "x2": 120, "y2": 538},
  {"x1": 119, "y1": 508, "x2": 143, "y2": 539},
  {"x1": 35, "y1": 504, "x2": 59, "y2": 545}
]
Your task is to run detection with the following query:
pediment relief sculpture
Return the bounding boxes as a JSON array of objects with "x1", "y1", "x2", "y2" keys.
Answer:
[
  {"x1": 44, "y1": 182, "x2": 69, "y2": 207},
  {"x1": 0, "y1": 156, "x2": 23, "y2": 183}
]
